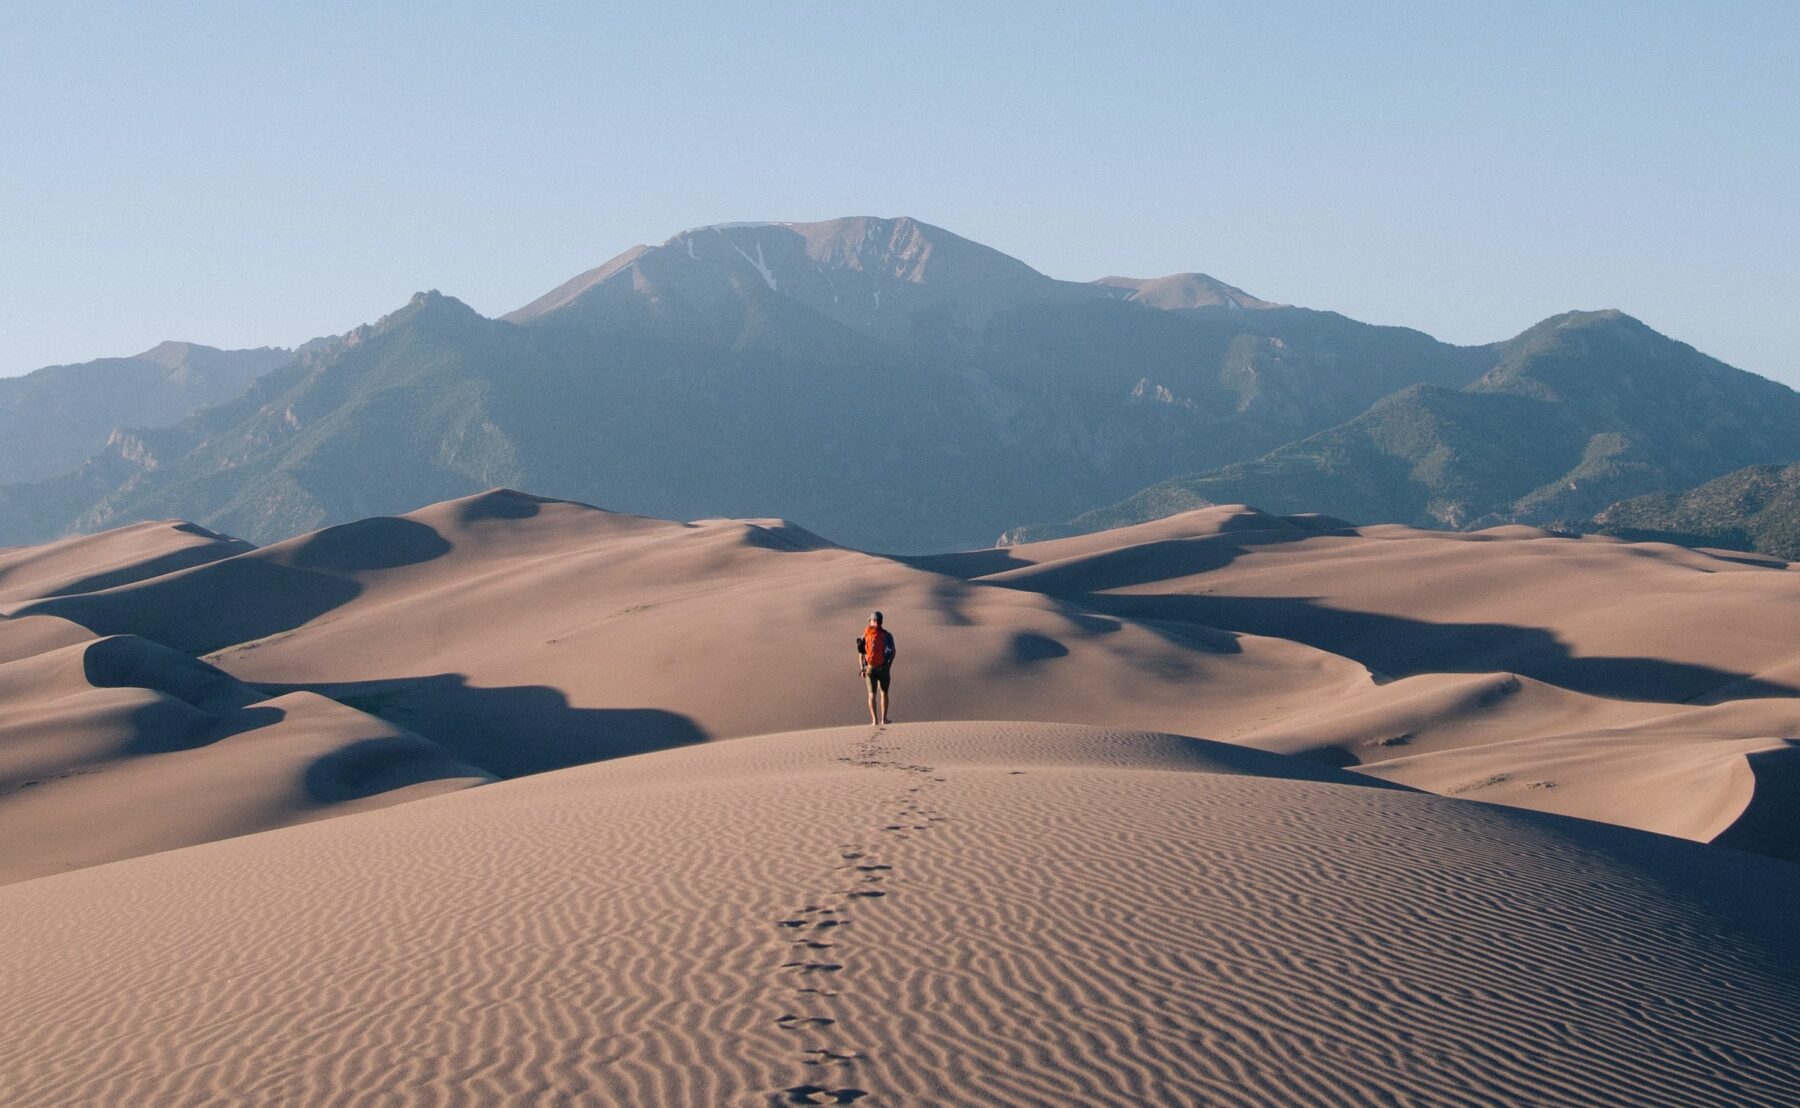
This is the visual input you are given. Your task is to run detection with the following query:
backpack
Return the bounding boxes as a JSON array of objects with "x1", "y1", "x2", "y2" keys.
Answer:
[{"x1": 863, "y1": 626, "x2": 893, "y2": 668}]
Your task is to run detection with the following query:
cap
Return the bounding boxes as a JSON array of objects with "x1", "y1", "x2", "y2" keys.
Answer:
[{"x1": 869, "y1": 611, "x2": 883, "y2": 625}]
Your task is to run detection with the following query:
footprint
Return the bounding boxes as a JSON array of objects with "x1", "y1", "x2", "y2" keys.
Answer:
[
  {"x1": 853, "y1": 864, "x2": 892, "y2": 872},
  {"x1": 801, "y1": 1048, "x2": 861, "y2": 1066},
  {"x1": 795, "y1": 987, "x2": 840, "y2": 997},
  {"x1": 793, "y1": 940, "x2": 835, "y2": 950},
  {"x1": 781, "y1": 962, "x2": 844, "y2": 974},
  {"x1": 1449, "y1": 773, "x2": 1510, "y2": 795},
  {"x1": 774, "y1": 1014, "x2": 836, "y2": 1030},
  {"x1": 812, "y1": 919, "x2": 849, "y2": 931},
  {"x1": 846, "y1": 890, "x2": 886, "y2": 900},
  {"x1": 777, "y1": 919, "x2": 809, "y2": 929},
  {"x1": 1365, "y1": 733, "x2": 1414, "y2": 749},
  {"x1": 780, "y1": 1084, "x2": 868, "y2": 1104}
]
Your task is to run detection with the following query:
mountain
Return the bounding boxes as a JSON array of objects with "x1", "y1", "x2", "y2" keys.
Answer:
[
  {"x1": 1582, "y1": 461, "x2": 1800, "y2": 561},
  {"x1": 0, "y1": 342, "x2": 293, "y2": 485},
  {"x1": 505, "y1": 217, "x2": 1079, "y2": 338},
  {"x1": 1011, "y1": 311, "x2": 1800, "y2": 542},
  {"x1": 1091, "y1": 272, "x2": 1278, "y2": 310},
  {"x1": 0, "y1": 217, "x2": 1496, "y2": 551}
]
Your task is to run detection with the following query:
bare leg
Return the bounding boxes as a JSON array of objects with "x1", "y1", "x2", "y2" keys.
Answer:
[
  {"x1": 878, "y1": 687, "x2": 890, "y2": 726},
  {"x1": 868, "y1": 686, "x2": 880, "y2": 725}
]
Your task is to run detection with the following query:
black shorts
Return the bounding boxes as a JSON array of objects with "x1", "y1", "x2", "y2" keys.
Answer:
[{"x1": 865, "y1": 665, "x2": 891, "y2": 693}]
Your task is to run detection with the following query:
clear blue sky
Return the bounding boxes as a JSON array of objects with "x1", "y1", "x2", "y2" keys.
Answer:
[{"x1": 4, "y1": 1, "x2": 1796, "y2": 385}]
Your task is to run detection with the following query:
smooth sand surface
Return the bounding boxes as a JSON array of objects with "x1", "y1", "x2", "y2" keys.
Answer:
[
  {"x1": 5, "y1": 490, "x2": 1795, "y2": 863},
  {"x1": 974, "y1": 506, "x2": 1800, "y2": 856},
  {"x1": 1, "y1": 722, "x2": 1796, "y2": 1106},
  {"x1": 11, "y1": 491, "x2": 1378, "y2": 775},
  {"x1": 0, "y1": 620, "x2": 489, "y2": 884},
  {"x1": 0, "y1": 518, "x2": 250, "y2": 604},
  {"x1": 17, "y1": 492, "x2": 1800, "y2": 856}
]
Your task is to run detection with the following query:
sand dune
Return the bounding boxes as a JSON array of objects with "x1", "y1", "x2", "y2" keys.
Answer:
[
  {"x1": 980, "y1": 507, "x2": 1799, "y2": 702},
  {"x1": 4, "y1": 490, "x2": 1796, "y2": 862},
  {"x1": 1, "y1": 722, "x2": 1796, "y2": 1106},
  {"x1": 0, "y1": 627, "x2": 490, "y2": 883},
  {"x1": 10, "y1": 491, "x2": 1380, "y2": 776},
  {"x1": 970, "y1": 506, "x2": 1800, "y2": 853},
  {"x1": 3, "y1": 493, "x2": 1797, "y2": 1103},
  {"x1": 0, "y1": 518, "x2": 251, "y2": 604}
]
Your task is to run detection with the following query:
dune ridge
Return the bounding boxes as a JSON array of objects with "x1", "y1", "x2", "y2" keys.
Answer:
[
  {"x1": 1, "y1": 489, "x2": 1795, "y2": 876},
  {"x1": 13, "y1": 490, "x2": 1796, "y2": 855},
  {"x1": 0, "y1": 518, "x2": 251, "y2": 604},
  {"x1": 0, "y1": 621, "x2": 490, "y2": 883}
]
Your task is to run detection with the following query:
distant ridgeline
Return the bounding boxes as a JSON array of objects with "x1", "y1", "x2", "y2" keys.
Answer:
[
  {"x1": 2, "y1": 217, "x2": 1796, "y2": 555},
  {"x1": 1580, "y1": 462, "x2": 1800, "y2": 561},
  {"x1": 0, "y1": 342, "x2": 293, "y2": 486}
]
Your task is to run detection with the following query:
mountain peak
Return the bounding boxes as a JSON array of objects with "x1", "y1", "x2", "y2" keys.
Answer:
[
  {"x1": 660, "y1": 215, "x2": 1048, "y2": 289},
  {"x1": 384, "y1": 290, "x2": 481, "y2": 325},
  {"x1": 1091, "y1": 274, "x2": 1278, "y2": 311},
  {"x1": 507, "y1": 215, "x2": 1063, "y2": 333},
  {"x1": 135, "y1": 340, "x2": 211, "y2": 369},
  {"x1": 503, "y1": 216, "x2": 1283, "y2": 339}
]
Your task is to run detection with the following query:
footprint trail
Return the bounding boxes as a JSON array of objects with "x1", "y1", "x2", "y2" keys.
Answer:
[{"x1": 762, "y1": 726, "x2": 953, "y2": 1105}]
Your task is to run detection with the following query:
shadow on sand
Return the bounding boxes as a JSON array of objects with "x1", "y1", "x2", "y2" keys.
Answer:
[
  {"x1": 1054, "y1": 592, "x2": 1796, "y2": 704},
  {"x1": 1711, "y1": 742, "x2": 1800, "y2": 864},
  {"x1": 16, "y1": 517, "x2": 455, "y2": 655},
  {"x1": 255, "y1": 673, "x2": 709, "y2": 778},
  {"x1": 303, "y1": 735, "x2": 492, "y2": 802},
  {"x1": 903, "y1": 521, "x2": 1335, "y2": 582},
  {"x1": 23, "y1": 537, "x2": 255, "y2": 600}
]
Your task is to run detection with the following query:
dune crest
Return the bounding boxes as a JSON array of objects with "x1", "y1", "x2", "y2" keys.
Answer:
[
  {"x1": 2, "y1": 490, "x2": 1796, "y2": 871},
  {"x1": 0, "y1": 622, "x2": 490, "y2": 884}
]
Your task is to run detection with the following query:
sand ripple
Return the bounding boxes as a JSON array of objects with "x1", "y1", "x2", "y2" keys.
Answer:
[{"x1": 1, "y1": 722, "x2": 1795, "y2": 1105}]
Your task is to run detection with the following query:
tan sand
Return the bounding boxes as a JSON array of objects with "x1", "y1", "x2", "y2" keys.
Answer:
[
  {"x1": 975, "y1": 506, "x2": 1800, "y2": 856},
  {"x1": 0, "y1": 518, "x2": 249, "y2": 604},
  {"x1": 0, "y1": 722, "x2": 1795, "y2": 1106},
  {"x1": 5, "y1": 490, "x2": 1794, "y2": 861},
  {"x1": 0, "y1": 629, "x2": 490, "y2": 883},
  {"x1": 9, "y1": 491, "x2": 1379, "y2": 777}
]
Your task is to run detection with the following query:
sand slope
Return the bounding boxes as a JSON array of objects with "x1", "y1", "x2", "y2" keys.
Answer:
[
  {"x1": 3, "y1": 491, "x2": 1795, "y2": 867},
  {"x1": 0, "y1": 518, "x2": 251, "y2": 604},
  {"x1": 977, "y1": 507, "x2": 1798, "y2": 703},
  {"x1": 975, "y1": 506, "x2": 1800, "y2": 855},
  {"x1": 10, "y1": 491, "x2": 1379, "y2": 775},
  {"x1": 0, "y1": 622, "x2": 490, "y2": 883},
  {"x1": 1, "y1": 722, "x2": 1795, "y2": 1106}
]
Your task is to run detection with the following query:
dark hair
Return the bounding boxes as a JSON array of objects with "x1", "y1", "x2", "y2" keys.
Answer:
[{"x1": 871, "y1": 611, "x2": 883, "y2": 625}]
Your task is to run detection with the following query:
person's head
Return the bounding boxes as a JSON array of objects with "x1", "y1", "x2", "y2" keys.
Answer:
[{"x1": 869, "y1": 611, "x2": 883, "y2": 627}]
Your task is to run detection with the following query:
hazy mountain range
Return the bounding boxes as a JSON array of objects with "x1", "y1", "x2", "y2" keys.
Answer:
[
  {"x1": 0, "y1": 342, "x2": 291, "y2": 485},
  {"x1": 1, "y1": 216, "x2": 1795, "y2": 554},
  {"x1": 1009, "y1": 310, "x2": 1800, "y2": 543}
]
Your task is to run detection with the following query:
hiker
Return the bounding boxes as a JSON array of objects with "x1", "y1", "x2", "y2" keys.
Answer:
[{"x1": 857, "y1": 611, "x2": 897, "y2": 725}]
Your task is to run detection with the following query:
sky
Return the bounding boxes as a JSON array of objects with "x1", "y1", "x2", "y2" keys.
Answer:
[{"x1": 3, "y1": 2, "x2": 1797, "y2": 386}]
